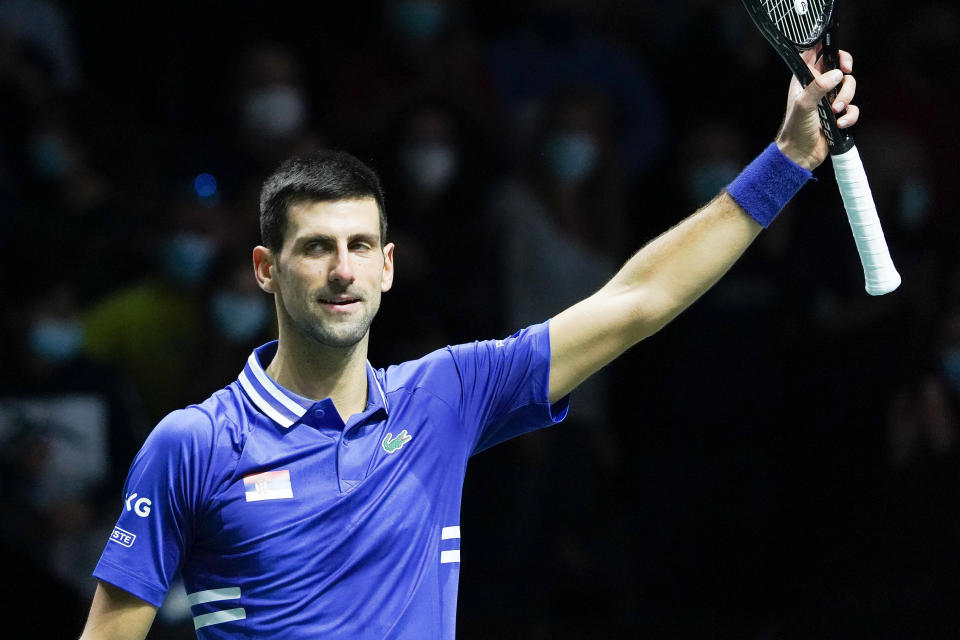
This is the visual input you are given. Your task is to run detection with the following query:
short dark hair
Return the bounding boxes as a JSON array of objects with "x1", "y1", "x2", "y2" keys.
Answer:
[{"x1": 259, "y1": 150, "x2": 388, "y2": 251}]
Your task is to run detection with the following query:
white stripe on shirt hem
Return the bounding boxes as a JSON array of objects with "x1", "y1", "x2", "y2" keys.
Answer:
[
  {"x1": 186, "y1": 587, "x2": 241, "y2": 606},
  {"x1": 441, "y1": 526, "x2": 461, "y2": 540},
  {"x1": 193, "y1": 607, "x2": 247, "y2": 630},
  {"x1": 440, "y1": 550, "x2": 461, "y2": 564}
]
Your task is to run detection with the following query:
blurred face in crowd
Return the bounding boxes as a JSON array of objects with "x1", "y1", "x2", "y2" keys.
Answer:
[
  {"x1": 540, "y1": 97, "x2": 608, "y2": 188},
  {"x1": 256, "y1": 198, "x2": 394, "y2": 349},
  {"x1": 399, "y1": 108, "x2": 459, "y2": 198}
]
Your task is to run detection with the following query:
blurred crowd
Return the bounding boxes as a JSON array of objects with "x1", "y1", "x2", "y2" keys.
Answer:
[{"x1": 1, "y1": 0, "x2": 959, "y2": 637}]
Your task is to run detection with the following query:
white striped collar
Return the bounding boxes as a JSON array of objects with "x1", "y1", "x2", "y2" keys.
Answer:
[{"x1": 237, "y1": 341, "x2": 389, "y2": 428}]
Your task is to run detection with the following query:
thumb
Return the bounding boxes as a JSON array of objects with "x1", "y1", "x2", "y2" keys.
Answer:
[{"x1": 804, "y1": 68, "x2": 843, "y2": 105}]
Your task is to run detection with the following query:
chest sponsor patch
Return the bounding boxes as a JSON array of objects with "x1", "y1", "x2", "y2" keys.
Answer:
[
  {"x1": 243, "y1": 469, "x2": 294, "y2": 502},
  {"x1": 109, "y1": 526, "x2": 136, "y2": 548}
]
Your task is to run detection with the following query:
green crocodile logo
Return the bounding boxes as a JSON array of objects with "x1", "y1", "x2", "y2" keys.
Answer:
[{"x1": 382, "y1": 429, "x2": 412, "y2": 454}]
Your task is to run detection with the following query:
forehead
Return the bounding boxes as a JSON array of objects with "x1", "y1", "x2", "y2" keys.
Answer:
[{"x1": 285, "y1": 197, "x2": 381, "y2": 243}]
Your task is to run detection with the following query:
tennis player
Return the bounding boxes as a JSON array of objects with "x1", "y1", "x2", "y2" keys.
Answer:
[{"x1": 80, "y1": 49, "x2": 859, "y2": 639}]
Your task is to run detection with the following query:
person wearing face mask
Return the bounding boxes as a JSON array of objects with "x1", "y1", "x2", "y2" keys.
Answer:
[
  {"x1": 209, "y1": 289, "x2": 272, "y2": 345},
  {"x1": 0, "y1": 284, "x2": 142, "y2": 621},
  {"x1": 82, "y1": 205, "x2": 222, "y2": 422},
  {"x1": 228, "y1": 44, "x2": 324, "y2": 173},
  {"x1": 491, "y1": 90, "x2": 627, "y2": 336},
  {"x1": 483, "y1": 90, "x2": 630, "y2": 625},
  {"x1": 373, "y1": 104, "x2": 500, "y2": 364},
  {"x1": 331, "y1": 0, "x2": 499, "y2": 154},
  {"x1": 195, "y1": 261, "x2": 276, "y2": 392}
]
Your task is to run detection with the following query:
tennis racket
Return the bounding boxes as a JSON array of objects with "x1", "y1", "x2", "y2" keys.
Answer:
[{"x1": 741, "y1": 0, "x2": 901, "y2": 295}]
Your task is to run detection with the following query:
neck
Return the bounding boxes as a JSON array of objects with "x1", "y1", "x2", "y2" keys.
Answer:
[{"x1": 266, "y1": 325, "x2": 370, "y2": 421}]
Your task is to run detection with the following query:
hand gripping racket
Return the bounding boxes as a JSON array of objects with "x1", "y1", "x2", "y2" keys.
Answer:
[{"x1": 741, "y1": 0, "x2": 901, "y2": 295}]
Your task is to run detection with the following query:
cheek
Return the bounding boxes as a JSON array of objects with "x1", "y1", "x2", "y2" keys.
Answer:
[{"x1": 278, "y1": 267, "x2": 316, "y2": 302}]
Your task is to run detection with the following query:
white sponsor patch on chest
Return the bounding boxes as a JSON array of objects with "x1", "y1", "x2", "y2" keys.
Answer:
[{"x1": 243, "y1": 469, "x2": 294, "y2": 502}]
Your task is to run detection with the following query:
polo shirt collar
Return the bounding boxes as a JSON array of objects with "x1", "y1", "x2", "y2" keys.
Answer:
[{"x1": 237, "y1": 340, "x2": 389, "y2": 428}]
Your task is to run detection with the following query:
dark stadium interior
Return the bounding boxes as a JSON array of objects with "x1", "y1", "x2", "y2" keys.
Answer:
[{"x1": 1, "y1": 0, "x2": 959, "y2": 637}]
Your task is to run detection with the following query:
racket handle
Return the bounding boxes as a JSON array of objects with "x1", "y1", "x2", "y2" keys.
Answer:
[{"x1": 830, "y1": 146, "x2": 901, "y2": 295}]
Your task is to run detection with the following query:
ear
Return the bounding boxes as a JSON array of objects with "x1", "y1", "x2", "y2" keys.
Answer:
[
  {"x1": 253, "y1": 245, "x2": 277, "y2": 293},
  {"x1": 380, "y1": 242, "x2": 395, "y2": 293}
]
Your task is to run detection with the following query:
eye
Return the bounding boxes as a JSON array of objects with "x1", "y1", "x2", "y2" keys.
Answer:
[
  {"x1": 350, "y1": 241, "x2": 372, "y2": 251},
  {"x1": 304, "y1": 241, "x2": 330, "y2": 255}
]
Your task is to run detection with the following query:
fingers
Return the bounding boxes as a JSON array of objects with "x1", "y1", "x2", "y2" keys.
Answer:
[
  {"x1": 832, "y1": 72, "x2": 856, "y2": 113},
  {"x1": 802, "y1": 47, "x2": 853, "y2": 79},
  {"x1": 838, "y1": 49, "x2": 853, "y2": 74},
  {"x1": 805, "y1": 70, "x2": 859, "y2": 127},
  {"x1": 837, "y1": 103, "x2": 859, "y2": 128},
  {"x1": 806, "y1": 68, "x2": 844, "y2": 105}
]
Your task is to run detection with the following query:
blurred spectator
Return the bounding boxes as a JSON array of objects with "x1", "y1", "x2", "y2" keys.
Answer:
[
  {"x1": 0, "y1": 284, "x2": 141, "y2": 602},
  {"x1": 195, "y1": 258, "x2": 276, "y2": 392},
  {"x1": 0, "y1": 0, "x2": 80, "y2": 90},
  {"x1": 81, "y1": 198, "x2": 224, "y2": 422},
  {"x1": 483, "y1": 87, "x2": 628, "y2": 634},
  {"x1": 332, "y1": 0, "x2": 499, "y2": 156},
  {"x1": 370, "y1": 100, "x2": 500, "y2": 364},
  {"x1": 232, "y1": 43, "x2": 325, "y2": 171},
  {"x1": 487, "y1": 1, "x2": 667, "y2": 177},
  {"x1": 889, "y1": 299, "x2": 960, "y2": 468},
  {"x1": 888, "y1": 374, "x2": 957, "y2": 469}
]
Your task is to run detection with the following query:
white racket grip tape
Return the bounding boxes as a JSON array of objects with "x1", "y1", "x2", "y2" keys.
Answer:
[{"x1": 831, "y1": 146, "x2": 901, "y2": 295}]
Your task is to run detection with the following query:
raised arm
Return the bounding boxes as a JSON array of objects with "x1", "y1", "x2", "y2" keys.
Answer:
[
  {"x1": 79, "y1": 581, "x2": 157, "y2": 640},
  {"x1": 548, "y1": 50, "x2": 858, "y2": 403}
]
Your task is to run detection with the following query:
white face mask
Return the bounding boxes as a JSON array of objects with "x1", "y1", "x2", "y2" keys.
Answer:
[
  {"x1": 29, "y1": 319, "x2": 84, "y2": 363},
  {"x1": 402, "y1": 142, "x2": 458, "y2": 195},
  {"x1": 899, "y1": 178, "x2": 931, "y2": 229},
  {"x1": 941, "y1": 347, "x2": 960, "y2": 392},
  {"x1": 162, "y1": 232, "x2": 217, "y2": 288},
  {"x1": 242, "y1": 85, "x2": 307, "y2": 139},
  {"x1": 28, "y1": 130, "x2": 72, "y2": 179},
  {"x1": 387, "y1": 0, "x2": 447, "y2": 44},
  {"x1": 542, "y1": 131, "x2": 598, "y2": 186},
  {"x1": 211, "y1": 291, "x2": 271, "y2": 344}
]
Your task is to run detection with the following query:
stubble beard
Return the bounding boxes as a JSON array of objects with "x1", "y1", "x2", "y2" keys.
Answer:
[{"x1": 296, "y1": 298, "x2": 379, "y2": 349}]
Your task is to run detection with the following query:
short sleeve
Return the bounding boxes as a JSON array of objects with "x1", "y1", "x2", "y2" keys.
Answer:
[
  {"x1": 92, "y1": 408, "x2": 213, "y2": 607},
  {"x1": 449, "y1": 321, "x2": 569, "y2": 454}
]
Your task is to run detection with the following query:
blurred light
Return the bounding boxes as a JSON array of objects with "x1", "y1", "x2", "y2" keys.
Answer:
[{"x1": 193, "y1": 173, "x2": 218, "y2": 198}]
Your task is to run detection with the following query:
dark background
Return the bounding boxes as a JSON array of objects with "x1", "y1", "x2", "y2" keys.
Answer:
[{"x1": 1, "y1": 0, "x2": 959, "y2": 637}]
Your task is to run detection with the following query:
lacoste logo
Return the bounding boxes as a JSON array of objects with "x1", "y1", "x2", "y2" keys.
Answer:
[
  {"x1": 382, "y1": 429, "x2": 412, "y2": 454},
  {"x1": 109, "y1": 526, "x2": 136, "y2": 548}
]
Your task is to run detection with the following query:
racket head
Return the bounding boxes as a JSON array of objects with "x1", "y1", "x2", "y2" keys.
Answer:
[
  {"x1": 740, "y1": 0, "x2": 837, "y2": 85},
  {"x1": 765, "y1": 0, "x2": 837, "y2": 49}
]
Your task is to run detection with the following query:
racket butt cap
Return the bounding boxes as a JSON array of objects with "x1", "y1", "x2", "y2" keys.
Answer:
[{"x1": 865, "y1": 272, "x2": 902, "y2": 296}]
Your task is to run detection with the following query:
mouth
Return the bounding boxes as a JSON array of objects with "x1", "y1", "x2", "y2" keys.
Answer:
[{"x1": 317, "y1": 295, "x2": 362, "y2": 312}]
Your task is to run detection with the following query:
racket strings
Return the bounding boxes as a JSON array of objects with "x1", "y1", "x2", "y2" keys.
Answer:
[{"x1": 763, "y1": 0, "x2": 827, "y2": 45}]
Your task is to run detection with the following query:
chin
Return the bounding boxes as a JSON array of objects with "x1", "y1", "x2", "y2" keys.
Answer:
[{"x1": 310, "y1": 325, "x2": 369, "y2": 349}]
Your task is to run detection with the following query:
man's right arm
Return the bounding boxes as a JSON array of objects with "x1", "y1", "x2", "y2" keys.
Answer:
[{"x1": 79, "y1": 581, "x2": 157, "y2": 640}]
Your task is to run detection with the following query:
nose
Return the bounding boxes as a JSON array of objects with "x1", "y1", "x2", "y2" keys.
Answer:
[{"x1": 328, "y1": 244, "x2": 355, "y2": 285}]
